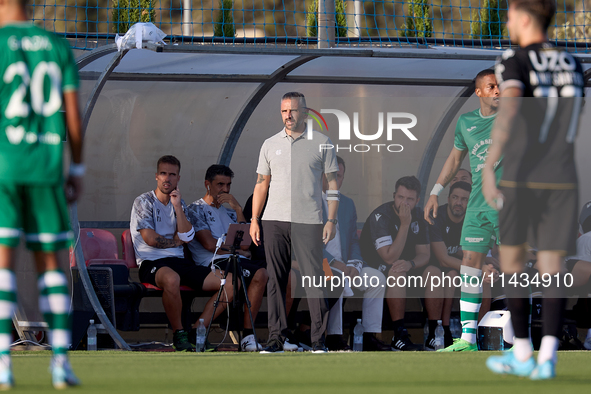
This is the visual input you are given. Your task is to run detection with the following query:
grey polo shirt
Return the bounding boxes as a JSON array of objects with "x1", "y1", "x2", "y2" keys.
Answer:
[{"x1": 256, "y1": 127, "x2": 338, "y2": 224}]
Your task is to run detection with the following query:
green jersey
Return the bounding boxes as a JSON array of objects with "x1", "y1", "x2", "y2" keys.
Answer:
[
  {"x1": 0, "y1": 23, "x2": 79, "y2": 184},
  {"x1": 453, "y1": 108, "x2": 502, "y2": 211}
]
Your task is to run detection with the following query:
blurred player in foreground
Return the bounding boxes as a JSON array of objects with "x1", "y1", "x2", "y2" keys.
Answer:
[
  {"x1": 483, "y1": 0, "x2": 585, "y2": 380},
  {"x1": 0, "y1": 0, "x2": 83, "y2": 389}
]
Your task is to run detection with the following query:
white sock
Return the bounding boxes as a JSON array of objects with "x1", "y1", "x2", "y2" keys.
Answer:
[
  {"x1": 459, "y1": 266, "x2": 482, "y2": 344},
  {"x1": 0, "y1": 354, "x2": 11, "y2": 372},
  {"x1": 513, "y1": 337, "x2": 533, "y2": 362},
  {"x1": 538, "y1": 335, "x2": 559, "y2": 365},
  {"x1": 586, "y1": 329, "x2": 591, "y2": 341},
  {"x1": 52, "y1": 354, "x2": 68, "y2": 368}
]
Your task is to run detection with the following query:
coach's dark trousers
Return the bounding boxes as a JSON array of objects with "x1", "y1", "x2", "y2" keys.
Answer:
[{"x1": 263, "y1": 220, "x2": 329, "y2": 344}]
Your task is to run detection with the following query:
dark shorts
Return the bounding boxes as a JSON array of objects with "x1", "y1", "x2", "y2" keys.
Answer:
[
  {"x1": 212, "y1": 257, "x2": 265, "y2": 288},
  {"x1": 139, "y1": 256, "x2": 211, "y2": 290},
  {"x1": 379, "y1": 263, "x2": 438, "y2": 278},
  {"x1": 498, "y1": 186, "x2": 578, "y2": 255}
]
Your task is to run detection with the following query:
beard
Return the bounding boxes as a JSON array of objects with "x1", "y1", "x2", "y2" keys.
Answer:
[{"x1": 450, "y1": 206, "x2": 465, "y2": 218}]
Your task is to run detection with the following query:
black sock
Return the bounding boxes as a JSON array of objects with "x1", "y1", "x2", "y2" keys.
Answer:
[
  {"x1": 243, "y1": 328, "x2": 254, "y2": 337},
  {"x1": 506, "y1": 280, "x2": 531, "y2": 339},
  {"x1": 542, "y1": 277, "x2": 566, "y2": 338},
  {"x1": 443, "y1": 325, "x2": 452, "y2": 337},
  {"x1": 428, "y1": 320, "x2": 438, "y2": 337},
  {"x1": 392, "y1": 319, "x2": 405, "y2": 332}
]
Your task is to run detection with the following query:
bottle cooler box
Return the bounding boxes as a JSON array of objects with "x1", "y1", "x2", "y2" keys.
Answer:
[{"x1": 477, "y1": 310, "x2": 514, "y2": 351}]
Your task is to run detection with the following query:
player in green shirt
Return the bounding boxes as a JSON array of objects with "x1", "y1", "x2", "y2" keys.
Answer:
[
  {"x1": 0, "y1": 0, "x2": 83, "y2": 389},
  {"x1": 424, "y1": 69, "x2": 502, "y2": 352}
]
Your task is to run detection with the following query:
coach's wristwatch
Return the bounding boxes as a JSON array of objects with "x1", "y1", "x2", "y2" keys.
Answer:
[{"x1": 327, "y1": 219, "x2": 338, "y2": 225}]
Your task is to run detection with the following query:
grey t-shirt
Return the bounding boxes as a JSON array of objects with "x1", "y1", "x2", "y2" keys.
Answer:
[
  {"x1": 186, "y1": 198, "x2": 238, "y2": 266},
  {"x1": 256, "y1": 127, "x2": 338, "y2": 224},
  {"x1": 130, "y1": 191, "x2": 187, "y2": 266}
]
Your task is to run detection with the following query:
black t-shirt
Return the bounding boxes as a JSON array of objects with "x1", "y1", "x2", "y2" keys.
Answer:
[
  {"x1": 429, "y1": 204, "x2": 463, "y2": 265},
  {"x1": 495, "y1": 43, "x2": 585, "y2": 186},
  {"x1": 360, "y1": 201, "x2": 429, "y2": 274}
]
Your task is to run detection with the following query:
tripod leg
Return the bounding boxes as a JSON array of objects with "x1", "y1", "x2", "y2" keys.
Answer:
[
  {"x1": 203, "y1": 269, "x2": 229, "y2": 352},
  {"x1": 240, "y1": 272, "x2": 259, "y2": 351}
]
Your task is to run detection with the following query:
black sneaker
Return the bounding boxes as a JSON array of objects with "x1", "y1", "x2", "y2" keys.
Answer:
[
  {"x1": 424, "y1": 335, "x2": 436, "y2": 351},
  {"x1": 293, "y1": 328, "x2": 312, "y2": 348},
  {"x1": 391, "y1": 328, "x2": 421, "y2": 351},
  {"x1": 311, "y1": 341, "x2": 328, "y2": 353},
  {"x1": 173, "y1": 329, "x2": 195, "y2": 352},
  {"x1": 444, "y1": 333, "x2": 454, "y2": 348},
  {"x1": 260, "y1": 338, "x2": 284, "y2": 354},
  {"x1": 325, "y1": 335, "x2": 350, "y2": 351},
  {"x1": 363, "y1": 333, "x2": 393, "y2": 351}
]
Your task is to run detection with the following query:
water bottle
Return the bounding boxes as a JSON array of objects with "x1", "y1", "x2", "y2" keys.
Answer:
[
  {"x1": 353, "y1": 319, "x2": 364, "y2": 352},
  {"x1": 87, "y1": 319, "x2": 97, "y2": 351},
  {"x1": 196, "y1": 319, "x2": 206, "y2": 352},
  {"x1": 435, "y1": 320, "x2": 445, "y2": 350}
]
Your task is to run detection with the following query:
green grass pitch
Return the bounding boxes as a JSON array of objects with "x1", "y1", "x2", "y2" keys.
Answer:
[{"x1": 10, "y1": 351, "x2": 591, "y2": 393}]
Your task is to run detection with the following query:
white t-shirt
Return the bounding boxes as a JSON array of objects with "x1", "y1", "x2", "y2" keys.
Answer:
[
  {"x1": 186, "y1": 198, "x2": 238, "y2": 267},
  {"x1": 130, "y1": 190, "x2": 187, "y2": 266},
  {"x1": 569, "y1": 232, "x2": 591, "y2": 262}
]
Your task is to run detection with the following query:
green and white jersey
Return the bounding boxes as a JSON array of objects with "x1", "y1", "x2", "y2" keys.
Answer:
[
  {"x1": 0, "y1": 23, "x2": 79, "y2": 184},
  {"x1": 453, "y1": 108, "x2": 503, "y2": 211}
]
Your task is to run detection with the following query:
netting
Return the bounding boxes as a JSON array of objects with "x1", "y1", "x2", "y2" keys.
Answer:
[{"x1": 30, "y1": 1, "x2": 591, "y2": 51}]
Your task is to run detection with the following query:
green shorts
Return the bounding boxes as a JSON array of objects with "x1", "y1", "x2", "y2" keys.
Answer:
[
  {"x1": 0, "y1": 183, "x2": 72, "y2": 252},
  {"x1": 460, "y1": 209, "x2": 499, "y2": 254}
]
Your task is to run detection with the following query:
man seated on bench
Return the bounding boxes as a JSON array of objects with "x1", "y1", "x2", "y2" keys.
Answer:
[
  {"x1": 186, "y1": 164, "x2": 268, "y2": 352},
  {"x1": 130, "y1": 155, "x2": 233, "y2": 352}
]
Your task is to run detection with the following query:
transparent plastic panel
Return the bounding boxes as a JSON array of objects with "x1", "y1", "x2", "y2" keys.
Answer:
[{"x1": 78, "y1": 81, "x2": 259, "y2": 222}]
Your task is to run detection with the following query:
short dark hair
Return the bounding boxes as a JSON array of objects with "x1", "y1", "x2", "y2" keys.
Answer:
[
  {"x1": 395, "y1": 176, "x2": 421, "y2": 196},
  {"x1": 157, "y1": 155, "x2": 181, "y2": 172},
  {"x1": 205, "y1": 164, "x2": 234, "y2": 182},
  {"x1": 582, "y1": 217, "x2": 591, "y2": 234},
  {"x1": 510, "y1": 0, "x2": 556, "y2": 30},
  {"x1": 457, "y1": 168, "x2": 473, "y2": 179},
  {"x1": 449, "y1": 181, "x2": 472, "y2": 197},
  {"x1": 336, "y1": 156, "x2": 345, "y2": 172},
  {"x1": 475, "y1": 69, "x2": 495, "y2": 89},
  {"x1": 281, "y1": 92, "x2": 307, "y2": 108}
]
